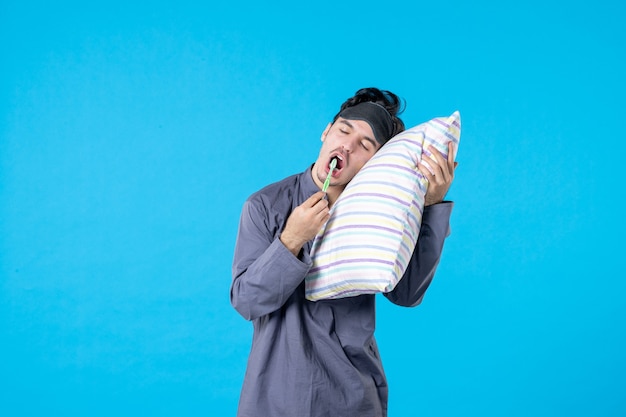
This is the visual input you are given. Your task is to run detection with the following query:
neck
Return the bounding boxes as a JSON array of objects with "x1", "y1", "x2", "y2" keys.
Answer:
[{"x1": 325, "y1": 188, "x2": 341, "y2": 208}]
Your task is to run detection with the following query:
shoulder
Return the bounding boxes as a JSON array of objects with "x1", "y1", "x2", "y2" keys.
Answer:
[
  {"x1": 247, "y1": 171, "x2": 303, "y2": 208},
  {"x1": 247, "y1": 172, "x2": 296, "y2": 202},
  {"x1": 243, "y1": 172, "x2": 304, "y2": 225}
]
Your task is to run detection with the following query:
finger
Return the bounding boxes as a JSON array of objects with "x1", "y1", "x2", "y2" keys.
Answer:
[
  {"x1": 426, "y1": 146, "x2": 446, "y2": 166},
  {"x1": 447, "y1": 142, "x2": 456, "y2": 165},
  {"x1": 312, "y1": 207, "x2": 330, "y2": 225},
  {"x1": 311, "y1": 198, "x2": 329, "y2": 213},
  {"x1": 446, "y1": 143, "x2": 457, "y2": 176},
  {"x1": 427, "y1": 148, "x2": 449, "y2": 176},
  {"x1": 426, "y1": 154, "x2": 447, "y2": 183},
  {"x1": 417, "y1": 163, "x2": 435, "y2": 182},
  {"x1": 429, "y1": 147, "x2": 454, "y2": 183},
  {"x1": 317, "y1": 209, "x2": 330, "y2": 222},
  {"x1": 304, "y1": 191, "x2": 326, "y2": 207}
]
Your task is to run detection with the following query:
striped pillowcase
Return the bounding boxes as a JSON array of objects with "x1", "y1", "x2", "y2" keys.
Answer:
[{"x1": 305, "y1": 111, "x2": 461, "y2": 301}]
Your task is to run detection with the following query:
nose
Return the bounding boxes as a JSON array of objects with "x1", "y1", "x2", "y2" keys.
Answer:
[{"x1": 342, "y1": 137, "x2": 359, "y2": 153}]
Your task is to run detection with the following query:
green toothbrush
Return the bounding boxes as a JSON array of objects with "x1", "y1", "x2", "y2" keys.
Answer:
[{"x1": 322, "y1": 158, "x2": 338, "y2": 192}]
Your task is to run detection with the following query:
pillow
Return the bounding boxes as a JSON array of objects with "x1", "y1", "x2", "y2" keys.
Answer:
[{"x1": 305, "y1": 111, "x2": 461, "y2": 301}]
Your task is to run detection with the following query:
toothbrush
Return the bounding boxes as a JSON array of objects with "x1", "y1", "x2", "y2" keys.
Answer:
[{"x1": 322, "y1": 158, "x2": 338, "y2": 192}]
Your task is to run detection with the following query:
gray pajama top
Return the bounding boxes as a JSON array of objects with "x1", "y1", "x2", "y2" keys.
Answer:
[{"x1": 231, "y1": 166, "x2": 452, "y2": 417}]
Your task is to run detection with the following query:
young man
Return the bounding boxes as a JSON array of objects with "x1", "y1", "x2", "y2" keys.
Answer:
[{"x1": 231, "y1": 88, "x2": 456, "y2": 417}]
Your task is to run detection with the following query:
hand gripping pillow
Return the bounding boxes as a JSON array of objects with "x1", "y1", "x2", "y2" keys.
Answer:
[{"x1": 305, "y1": 111, "x2": 461, "y2": 301}]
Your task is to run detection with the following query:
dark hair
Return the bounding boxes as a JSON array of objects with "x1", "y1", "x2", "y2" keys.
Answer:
[{"x1": 333, "y1": 87, "x2": 406, "y2": 137}]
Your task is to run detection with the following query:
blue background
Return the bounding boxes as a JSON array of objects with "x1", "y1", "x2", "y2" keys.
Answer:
[{"x1": 2, "y1": 1, "x2": 625, "y2": 416}]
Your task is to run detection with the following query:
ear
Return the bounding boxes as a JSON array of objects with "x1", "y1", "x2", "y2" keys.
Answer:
[{"x1": 321, "y1": 123, "x2": 332, "y2": 141}]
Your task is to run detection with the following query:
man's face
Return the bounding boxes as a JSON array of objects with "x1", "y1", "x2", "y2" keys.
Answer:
[{"x1": 313, "y1": 117, "x2": 381, "y2": 191}]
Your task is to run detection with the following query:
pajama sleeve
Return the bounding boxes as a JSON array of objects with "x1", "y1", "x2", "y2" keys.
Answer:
[{"x1": 230, "y1": 198, "x2": 312, "y2": 321}]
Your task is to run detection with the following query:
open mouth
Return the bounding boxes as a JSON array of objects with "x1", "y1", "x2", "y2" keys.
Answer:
[{"x1": 329, "y1": 154, "x2": 345, "y2": 176}]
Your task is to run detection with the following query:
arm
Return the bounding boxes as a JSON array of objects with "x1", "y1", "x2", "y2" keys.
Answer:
[
  {"x1": 384, "y1": 202, "x2": 452, "y2": 306},
  {"x1": 230, "y1": 192, "x2": 329, "y2": 321}
]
